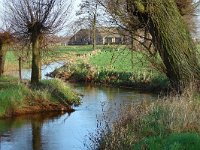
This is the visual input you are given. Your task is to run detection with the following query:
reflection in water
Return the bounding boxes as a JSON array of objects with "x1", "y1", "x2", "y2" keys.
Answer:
[
  {"x1": 32, "y1": 122, "x2": 42, "y2": 150},
  {"x1": 8, "y1": 61, "x2": 65, "y2": 80},
  {"x1": 0, "y1": 61, "x2": 157, "y2": 150},
  {"x1": 0, "y1": 113, "x2": 66, "y2": 150},
  {"x1": 0, "y1": 84, "x2": 156, "y2": 150}
]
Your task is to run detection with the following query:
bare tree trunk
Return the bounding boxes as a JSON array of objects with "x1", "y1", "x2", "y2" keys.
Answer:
[
  {"x1": 0, "y1": 43, "x2": 7, "y2": 76},
  {"x1": 144, "y1": 0, "x2": 200, "y2": 90},
  {"x1": 130, "y1": 32, "x2": 135, "y2": 50},
  {"x1": 92, "y1": 4, "x2": 98, "y2": 50},
  {"x1": 92, "y1": 12, "x2": 97, "y2": 50},
  {"x1": 31, "y1": 35, "x2": 41, "y2": 85},
  {"x1": 0, "y1": 43, "x2": 3, "y2": 76}
]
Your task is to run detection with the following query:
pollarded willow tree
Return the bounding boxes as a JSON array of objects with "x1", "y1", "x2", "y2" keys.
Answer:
[
  {"x1": 101, "y1": 0, "x2": 200, "y2": 91},
  {"x1": 6, "y1": 0, "x2": 71, "y2": 84}
]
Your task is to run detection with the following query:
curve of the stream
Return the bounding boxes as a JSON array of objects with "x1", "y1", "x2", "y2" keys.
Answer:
[{"x1": 0, "y1": 61, "x2": 156, "y2": 150}]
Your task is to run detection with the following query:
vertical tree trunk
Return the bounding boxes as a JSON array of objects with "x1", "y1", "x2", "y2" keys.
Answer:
[
  {"x1": 130, "y1": 32, "x2": 135, "y2": 50},
  {"x1": 0, "y1": 42, "x2": 3, "y2": 76},
  {"x1": 92, "y1": 12, "x2": 97, "y2": 50},
  {"x1": 31, "y1": 35, "x2": 41, "y2": 85},
  {"x1": 142, "y1": 0, "x2": 200, "y2": 90},
  {"x1": 92, "y1": 4, "x2": 98, "y2": 50},
  {"x1": 0, "y1": 43, "x2": 7, "y2": 76}
]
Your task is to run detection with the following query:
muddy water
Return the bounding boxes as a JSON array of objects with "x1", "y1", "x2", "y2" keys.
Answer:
[{"x1": 0, "y1": 62, "x2": 156, "y2": 150}]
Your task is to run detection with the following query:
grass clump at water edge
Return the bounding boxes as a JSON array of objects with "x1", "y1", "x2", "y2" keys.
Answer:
[
  {"x1": 39, "y1": 79, "x2": 80, "y2": 105},
  {"x1": 88, "y1": 88, "x2": 200, "y2": 150},
  {"x1": 0, "y1": 77, "x2": 29, "y2": 116},
  {"x1": 0, "y1": 76, "x2": 80, "y2": 118}
]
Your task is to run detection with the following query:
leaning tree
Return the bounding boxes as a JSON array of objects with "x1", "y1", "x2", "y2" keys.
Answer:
[
  {"x1": 6, "y1": 0, "x2": 71, "y2": 84},
  {"x1": 101, "y1": 0, "x2": 200, "y2": 91}
]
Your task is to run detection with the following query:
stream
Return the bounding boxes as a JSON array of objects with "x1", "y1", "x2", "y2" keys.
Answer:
[{"x1": 0, "y1": 61, "x2": 156, "y2": 150}]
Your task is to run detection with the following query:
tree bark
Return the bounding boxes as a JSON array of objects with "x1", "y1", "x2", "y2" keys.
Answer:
[
  {"x1": 31, "y1": 35, "x2": 41, "y2": 85},
  {"x1": 0, "y1": 42, "x2": 7, "y2": 76},
  {"x1": 92, "y1": 3, "x2": 98, "y2": 50},
  {"x1": 92, "y1": 12, "x2": 97, "y2": 50},
  {"x1": 140, "y1": 0, "x2": 200, "y2": 90}
]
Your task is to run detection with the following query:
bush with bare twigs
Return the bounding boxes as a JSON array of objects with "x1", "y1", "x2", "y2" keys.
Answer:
[{"x1": 88, "y1": 86, "x2": 200, "y2": 149}]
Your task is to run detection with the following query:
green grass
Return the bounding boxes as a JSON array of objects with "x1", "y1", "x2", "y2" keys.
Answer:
[
  {"x1": 43, "y1": 45, "x2": 95, "y2": 60},
  {"x1": 5, "y1": 50, "x2": 17, "y2": 64},
  {"x1": 5, "y1": 45, "x2": 94, "y2": 70},
  {"x1": 134, "y1": 133, "x2": 200, "y2": 150},
  {"x1": 0, "y1": 76, "x2": 80, "y2": 117},
  {"x1": 5, "y1": 50, "x2": 32, "y2": 72},
  {"x1": 88, "y1": 89, "x2": 200, "y2": 150},
  {"x1": 40, "y1": 79, "x2": 80, "y2": 105},
  {"x1": 89, "y1": 48, "x2": 149, "y2": 72},
  {"x1": 49, "y1": 45, "x2": 94, "y2": 55},
  {"x1": 89, "y1": 47, "x2": 169, "y2": 89},
  {"x1": 50, "y1": 46, "x2": 169, "y2": 90},
  {"x1": 0, "y1": 76, "x2": 29, "y2": 116}
]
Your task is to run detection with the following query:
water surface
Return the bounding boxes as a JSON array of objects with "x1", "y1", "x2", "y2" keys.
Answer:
[{"x1": 0, "y1": 62, "x2": 156, "y2": 150}]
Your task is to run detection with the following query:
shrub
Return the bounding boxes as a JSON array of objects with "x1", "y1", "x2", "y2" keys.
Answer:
[{"x1": 88, "y1": 88, "x2": 200, "y2": 149}]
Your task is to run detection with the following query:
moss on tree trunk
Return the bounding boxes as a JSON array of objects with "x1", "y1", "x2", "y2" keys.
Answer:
[
  {"x1": 0, "y1": 42, "x2": 7, "y2": 76},
  {"x1": 31, "y1": 35, "x2": 41, "y2": 84},
  {"x1": 142, "y1": 0, "x2": 200, "y2": 90}
]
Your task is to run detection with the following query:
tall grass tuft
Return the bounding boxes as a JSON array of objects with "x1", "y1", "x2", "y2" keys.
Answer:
[
  {"x1": 88, "y1": 87, "x2": 200, "y2": 149},
  {"x1": 39, "y1": 79, "x2": 80, "y2": 105},
  {"x1": 0, "y1": 76, "x2": 29, "y2": 116},
  {"x1": 0, "y1": 76, "x2": 80, "y2": 117}
]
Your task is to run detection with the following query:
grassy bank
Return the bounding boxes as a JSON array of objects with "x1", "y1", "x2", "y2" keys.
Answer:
[
  {"x1": 88, "y1": 89, "x2": 200, "y2": 149},
  {"x1": 49, "y1": 46, "x2": 169, "y2": 91},
  {"x1": 4, "y1": 45, "x2": 94, "y2": 75},
  {"x1": 0, "y1": 76, "x2": 80, "y2": 118}
]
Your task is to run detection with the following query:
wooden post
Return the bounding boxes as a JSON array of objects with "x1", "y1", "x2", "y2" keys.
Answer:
[{"x1": 19, "y1": 57, "x2": 22, "y2": 81}]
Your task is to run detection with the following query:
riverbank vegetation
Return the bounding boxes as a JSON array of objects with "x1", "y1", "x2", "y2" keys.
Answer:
[
  {"x1": 0, "y1": 0, "x2": 200, "y2": 149},
  {"x1": 0, "y1": 76, "x2": 80, "y2": 118},
  {"x1": 4, "y1": 45, "x2": 94, "y2": 75},
  {"x1": 48, "y1": 45, "x2": 169, "y2": 91},
  {"x1": 88, "y1": 87, "x2": 200, "y2": 149}
]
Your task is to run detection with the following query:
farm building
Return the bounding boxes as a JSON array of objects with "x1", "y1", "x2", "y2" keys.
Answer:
[{"x1": 68, "y1": 27, "x2": 129, "y2": 45}]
